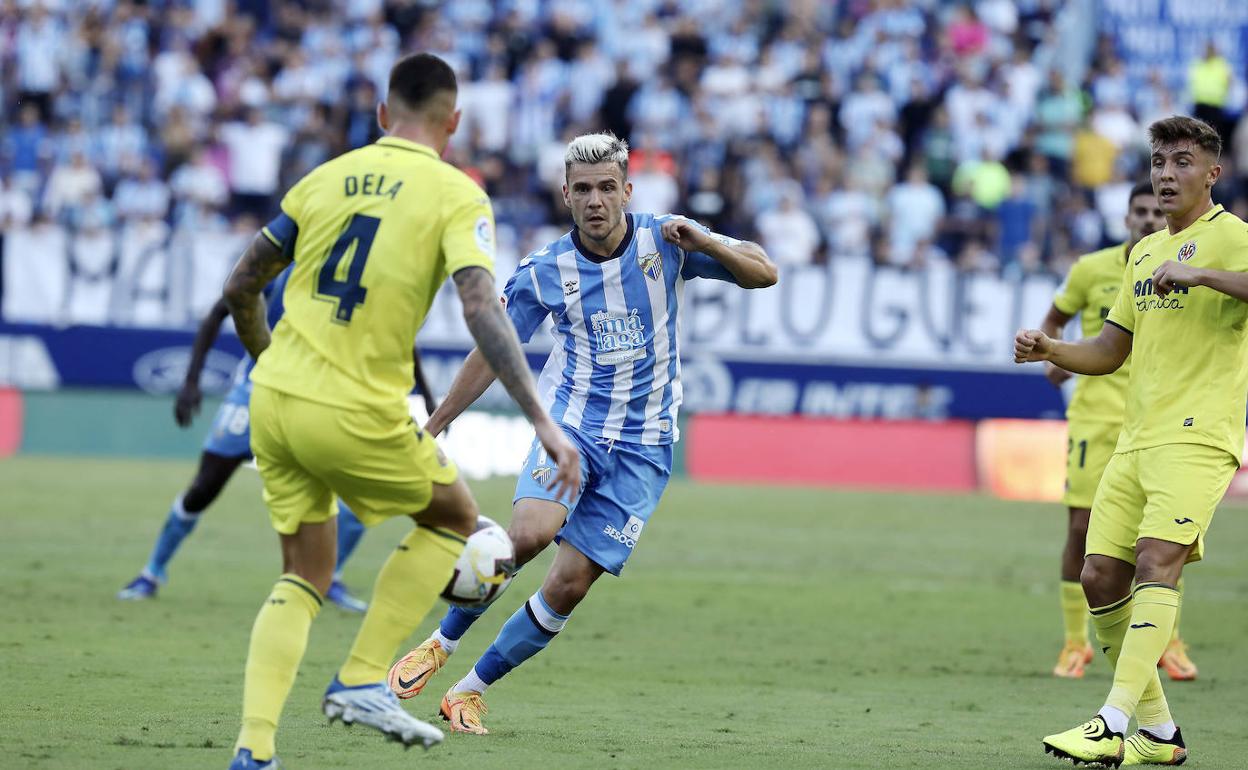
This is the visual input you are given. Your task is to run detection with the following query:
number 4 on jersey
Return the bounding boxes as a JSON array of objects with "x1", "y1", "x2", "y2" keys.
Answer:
[{"x1": 317, "y1": 214, "x2": 380, "y2": 323}]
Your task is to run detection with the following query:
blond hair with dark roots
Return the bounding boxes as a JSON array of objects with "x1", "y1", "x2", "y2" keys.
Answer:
[{"x1": 564, "y1": 133, "x2": 630, "y2": 178}]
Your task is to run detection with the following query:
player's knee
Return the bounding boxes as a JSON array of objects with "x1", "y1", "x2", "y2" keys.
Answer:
[
  {"x1": 1079, "y1": 558, "x2": 1108, "y2": 595},
  {"x1": 507, "y1": 524, "x2": 553, "y2": 566}
]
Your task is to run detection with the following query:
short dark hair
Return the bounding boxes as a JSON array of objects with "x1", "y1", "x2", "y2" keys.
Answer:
[
  {"x1": 388, "y1": 53, "x2": 457, "y2": 112},
  {"x1": 1147, "y1": 115, "x2": 1222, "y2": 159},
  {"x1": 1128, "y1": 180, "x2": 1155, "y2": 204}
]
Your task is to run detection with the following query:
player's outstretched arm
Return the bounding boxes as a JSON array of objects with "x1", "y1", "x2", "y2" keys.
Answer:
[
  {"x1": 425, "y1": 347, "x2": 494, "y2": 436},
  {"x1": 1014, "y1": 322, "x2": 1131, "y2": 375},
  {"x1": 1038, "y1": 303, "x2": 1075, "y2": 388},
  {"x1": 453, "y1": 266, "x2": 580, "y2": 500},
  {"x1": 1154, "y1": 260, "x2": 1248, "y2": 302},
  {"x1": 175, "y1": 298, "x2": 231, "y2": 427},
  {"x1": 660, "y1": 219, "x2": 778, "y2": 288},
  {"x1": 223, "y1": 233, "x2": 292, "y2": 359}
]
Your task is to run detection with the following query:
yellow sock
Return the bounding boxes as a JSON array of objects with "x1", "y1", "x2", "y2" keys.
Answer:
[
  {"x1": 236, "y1": 574, "x2": 323, "y2": 761},
  {"x1": 1090, "y1": 591, "x2": 1171, "y2": 727},
  {"x1": 1170, "y1": 577, "x2": 1184, "y2": 642},
  {"x1": 1060, "y1": 580, "x2": 1089, "y2": 645},
  {"x1": 1106, "y1": 583, "x2": 1180, "y2": 721},
  {"x1": 338, "y1": 525, "x2": 464, "y2": 686}
]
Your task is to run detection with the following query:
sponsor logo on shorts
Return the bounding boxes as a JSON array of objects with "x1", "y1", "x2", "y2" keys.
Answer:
[
  {"x1": 532, "y1": 466, "x2": 553, "y2": 486},
  {"x1": 603, "y1": 515, "x2": 646, "y2": 549},
  {"x1": 1130, "y1": 622, "x2": 1157, "y2": 629},
  {"x1": 1174, "y1": 517, "x2": 1194, "y2": 525}
]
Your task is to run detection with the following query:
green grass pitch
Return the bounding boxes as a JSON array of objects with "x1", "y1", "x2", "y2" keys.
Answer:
[{"x1": 3, "y1": 455, "x2": 1247, "y2": 769}]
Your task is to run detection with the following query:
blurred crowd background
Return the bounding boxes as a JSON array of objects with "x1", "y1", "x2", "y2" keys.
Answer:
[{"x1": 3, "y1": 0, "x2": 1248, "y2": 322}]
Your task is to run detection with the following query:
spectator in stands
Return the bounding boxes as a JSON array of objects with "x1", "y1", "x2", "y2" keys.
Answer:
[
  {"x1": 113, "y1": 159, "x2": 171, "y2": 223},
  {"x1": 995, "y1": 174, "x2": 1038, "y2": 268},
  {"x1": 95, "y1": 105, "x2": 148, "y2": 189},
  {"x1": 14, "y1": 4, "x2": 63, "y2": 121},
  {"x1": 219, "y1": 107, "x2": 288, "y2": 218},
  {"x1": 885, "y1": 164, "x2": 947, "y2": 264},
  {"x1": 0, "y1": 175, "x2": 34, "y2": 230},
  {"x1": 169, "y1": 147, "x2": 229, "y2": 227},
  {"x1": 953, "y1": 147, "x2": 1011, "y2": 210},
  {"x1": 756, "y1": 183, "x2": 821, "y2": 267},
  {"x1": 1033, "y1": 69, "x2": 1082, "y2": 177},
  {"x1": 1189, "y1": 42, "x2": 1233, "y2": 145},
  {"x1": 1071, "y1": 114, "x2": 1116, "y2": 190},
  {"x1": 3, "y1": 104, "x2": 50, "y2": 196},
  {"x1": 43, "y1": 150, "x2": 103, "y2": 225}
]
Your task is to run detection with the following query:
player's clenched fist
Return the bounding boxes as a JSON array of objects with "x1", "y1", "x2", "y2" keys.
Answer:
[
  {"x1": 660, "y1": 217, "x2": 712, "y2": 251},
  {"x1": 1014, "y1": 329, "x2": 1055, "y2": 363},
  {"x1": 1151, "y1": 259, "x2": 1201, "y2": 297}
]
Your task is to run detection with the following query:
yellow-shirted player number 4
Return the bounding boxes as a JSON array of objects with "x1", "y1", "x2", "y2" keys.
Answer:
[{"x1": 220, "y1": 53, "x2": 580, "y2": 770}]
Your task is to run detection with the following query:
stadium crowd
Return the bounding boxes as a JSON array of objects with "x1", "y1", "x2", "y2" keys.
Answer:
[{"x1": 2, "y1": 0, "x2": 1247, "y2": 291}]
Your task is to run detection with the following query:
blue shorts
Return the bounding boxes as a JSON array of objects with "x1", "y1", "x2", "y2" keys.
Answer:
[
  {"x1": 202, "y1": 381, "x2": 253, "y2": 458},
  {"x1": 514, "y1": 426, "x2": 672, "y2": 576}
]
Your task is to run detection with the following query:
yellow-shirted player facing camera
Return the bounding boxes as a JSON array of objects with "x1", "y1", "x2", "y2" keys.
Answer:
[
  {"x1": 220, "y1": 52, "x2": 580, "y2": 770},
  {"x1": 1017, "y1": 115, "x2": 1248, "y2": 768},
  {"x1": 1035, "y1": 181, "x2": 1197, "y2": 682}
]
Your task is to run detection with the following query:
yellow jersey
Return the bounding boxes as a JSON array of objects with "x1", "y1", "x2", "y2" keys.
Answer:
[
  {"x1": 1108, "y1": 204, "x2": 1248, "y2": 463},
  {"x1": 1053, "y1": 243, "x2": 1132, "y2": 424},
  {"x1": 250, "y1": 136, "x2": 495, "y2": 414}
]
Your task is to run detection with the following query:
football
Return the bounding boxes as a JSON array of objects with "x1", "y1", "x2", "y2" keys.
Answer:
[{"x1": 440, "y1": 515, "x2": 516, "y2": 606}]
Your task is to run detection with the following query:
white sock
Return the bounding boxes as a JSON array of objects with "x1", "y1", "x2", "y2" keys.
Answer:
[
  {"x1": 431, "y1": 628, "x2": 459, "y2": 655},
  {"x1": 1141, "y1": 720, "x2": 1177, "y2": 740},
  {"x1": 1098, "y1": 705, "x2": 1130, "y2": 736},
  {"x1": 453, "y1": 667, "x2": 489, "y2": 695}
]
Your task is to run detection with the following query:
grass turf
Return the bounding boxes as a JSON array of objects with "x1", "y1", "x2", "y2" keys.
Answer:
[{"x1": 2, "y1": 455, "x2": 1247, "y2": 769}]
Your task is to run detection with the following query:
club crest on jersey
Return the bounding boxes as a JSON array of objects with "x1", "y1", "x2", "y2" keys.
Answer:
[
  {"x1": 1177, "y1": 241, "x2": 1196, "y2": 262},
  {"x1": 591, "y1": 308, "x2": 646, "y2": 365},
  {"x1": 531, "y1": 466, "x2": 553, "y2": 486},
  {"x1": 637, "y1": 251, "x2": 663, "y2": 282}
]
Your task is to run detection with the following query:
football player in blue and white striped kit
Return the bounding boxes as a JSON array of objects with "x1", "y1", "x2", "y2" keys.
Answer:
[{"x1": 387, "y1": 132, "x2": 777, "y2": 733}]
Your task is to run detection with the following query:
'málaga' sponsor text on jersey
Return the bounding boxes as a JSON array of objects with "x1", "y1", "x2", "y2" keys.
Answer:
[{"x1": 504, "y1": 213, "x2": 741, "y2": 445}]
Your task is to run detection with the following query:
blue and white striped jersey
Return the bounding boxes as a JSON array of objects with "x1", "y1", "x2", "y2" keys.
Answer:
[{"x1": 504, "y1": 212, "x2": 740, "y2": 445}]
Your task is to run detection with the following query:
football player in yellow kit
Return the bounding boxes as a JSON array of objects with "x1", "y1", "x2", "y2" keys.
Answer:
[
  {"x1": 220, "y1": 53, "x2": 579, "y2": 769},
  {"x1": 1018, "y1": 116, "x2": 1248, "y2": 767}
]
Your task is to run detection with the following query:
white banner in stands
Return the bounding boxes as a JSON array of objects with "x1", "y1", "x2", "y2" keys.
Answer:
[{"x1": 3, "y1": 226, "x2": 1062, "y2": 370}]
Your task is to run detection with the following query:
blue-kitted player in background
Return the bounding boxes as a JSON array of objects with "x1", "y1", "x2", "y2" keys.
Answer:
[
  {"x1": 117, "y1": 267, "x2": 440, "y2": 612},
  {"x1": 387, "y1": 132, "x2": 778, "y2": 733}
]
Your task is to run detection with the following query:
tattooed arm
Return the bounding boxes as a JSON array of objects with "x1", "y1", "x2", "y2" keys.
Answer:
[
  {"x1": 222, "y1": 233, "x2": 292, "y2": 359},
  {"x1": 454, "y1": 266, "x2": 580, "y2": 500}
]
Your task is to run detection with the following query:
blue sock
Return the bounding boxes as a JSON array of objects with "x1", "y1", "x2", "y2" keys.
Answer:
[
  {"x1": 439, "y1": 604, "x2": 490, "y2": 642},
  {"x1": 468, "y1": 591, "x2": 569, "y2": 689},
  {"x1": 143, "y1": 496, "x2": 200, "y2": 581},
  {"x1": 333, "y1": 502, "x2": 366, "y2": 580}
]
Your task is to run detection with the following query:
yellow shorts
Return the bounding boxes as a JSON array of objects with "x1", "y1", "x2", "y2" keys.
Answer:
[
  {"x1": 1087, "y1": 443, "x2": 1238, "y2": 565},
  {"x1": 1062, "y1": 421, "x2": 1121, "y2": 509},
  {"x1": 249, "y1": 384, "x2": 458, "y2": 535}
]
